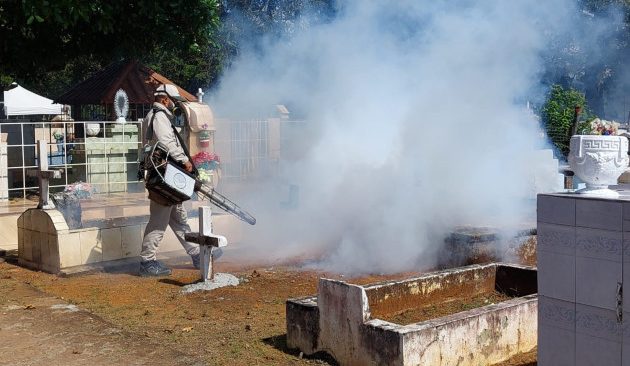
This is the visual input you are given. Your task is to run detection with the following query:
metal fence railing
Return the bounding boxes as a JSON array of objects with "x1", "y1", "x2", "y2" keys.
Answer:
[
  {"x1": 215, "y1": 119, "x2": 269, "y2": 180},
  {"x1": 0, "y1": 120, "x2": 143, "y2": 199},
  {"x1": 1, "y1": 118, "x2": 308, "y2": 198},
  {"x1": 214, "y1": 119, "x2": 307, "y2": 181}
]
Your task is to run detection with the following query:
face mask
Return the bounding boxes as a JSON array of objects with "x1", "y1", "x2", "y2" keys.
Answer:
[{"x1": 171, "y1": 102, "x2": 183, "y2": 117}]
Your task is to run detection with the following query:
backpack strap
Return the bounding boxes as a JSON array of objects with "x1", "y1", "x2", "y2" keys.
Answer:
[
  {"x1": 146, "y1": 107, "x2": 198, "y2": 176},
  {"x1": 145, "y1": 108, "x2": 162, "y2": 142}
]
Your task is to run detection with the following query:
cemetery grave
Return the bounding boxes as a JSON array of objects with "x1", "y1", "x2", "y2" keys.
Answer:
[{"x1": 0, "y1": 235, "x2": 538, "y2": 366}]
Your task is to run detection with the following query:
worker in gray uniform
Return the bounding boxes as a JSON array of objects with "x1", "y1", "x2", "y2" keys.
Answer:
[{"x1": 139, "y1": 83, "x2": 200, "y2": 277}]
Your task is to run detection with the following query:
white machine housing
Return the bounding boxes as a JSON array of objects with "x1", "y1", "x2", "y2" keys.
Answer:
[{"x1": 163, "y1": 163, "x2": 196, "y2": 198}]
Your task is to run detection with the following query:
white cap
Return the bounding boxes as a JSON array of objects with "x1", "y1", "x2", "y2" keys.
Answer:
[{"x1": 154, "y1": 83, "x2": 186, "y2": 101}]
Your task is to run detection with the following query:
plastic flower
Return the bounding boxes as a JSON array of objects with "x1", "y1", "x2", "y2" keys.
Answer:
[
  {"x1": 63, "y1": 181, "x2": 96, "y2": 199},
  {"x1": 589, "y1": 118, "x2": 619, "y2": 136},
  {"x1": 198, "y1": 169, "x2": 211, "y2": 182},
  {"x1": 192, "y1": 152, "x2": 220, "y2": 170}
]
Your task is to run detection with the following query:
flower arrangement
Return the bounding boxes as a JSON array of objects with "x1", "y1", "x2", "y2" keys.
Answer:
[
  {"x1": 192, "y1": 151, "x2": 220, "y2": 170},
  {"x1": 192, "y1": 151, "x2": 220, "y2": 183},
  {"x1": 53, "y1": 131, "x2": 64, "y2": 141},
  {"x1": 64, "y1": 181, "x2": 97, "y2": 199},
  {"x1": 587, "y1": 118, "x2": 620, "y2": 136},
  {"x1": 198, "y1": 169, "x2": 212, "y2": 182}
]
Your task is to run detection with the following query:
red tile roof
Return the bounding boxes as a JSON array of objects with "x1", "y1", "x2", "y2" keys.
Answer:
[{"x1": 55, "y1": 60, "x2": 197, "y2": 105}]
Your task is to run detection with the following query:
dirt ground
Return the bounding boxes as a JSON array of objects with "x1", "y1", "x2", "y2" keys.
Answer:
[
  {"x1": 379, "y1": 290, "x2": 512, "y2": 325},
  {"x1": 0, "y1": 245, "x2": 537, "y2": 366}
]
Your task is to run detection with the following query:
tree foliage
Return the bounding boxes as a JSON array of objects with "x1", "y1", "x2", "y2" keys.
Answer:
[
  {"x1": 4, "y1": 0, "x2": 629, "y2": 119},
  {"x1": 542, "y1": 85, "x2": 594, "y2": 157},
  {"x1": 219, "y1": 0, "x2": 336, "y2": 58},
  {"x1": 541, "y1": 0, "x2": 630, "y2": 119},
  {"x1": 222, "y1": 0, "x2": 336, "y2": 36},
  {"x1": 0, "y1": 0, "x2": 221, "y2": 96},
  {"x1": 0, "y1": 0, "x2": 339, "y2": 97}
]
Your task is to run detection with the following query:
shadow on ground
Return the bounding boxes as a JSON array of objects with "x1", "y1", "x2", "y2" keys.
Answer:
[
  {"x1": 263, "y1": 334, "x2": 339, "y2": 365},
  {"x1": 0, "y1": 249, "x2": 18, "y2": 264},
  {"x1": 158, "y1": 278, "x2": 198, "y2": 287}
]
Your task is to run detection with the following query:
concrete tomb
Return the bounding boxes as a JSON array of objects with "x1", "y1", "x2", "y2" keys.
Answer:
[
  {"x1": 438, "y1": 226, "x2": 536, "y2": 268},
  {"x1": 17, "y1": 206, "x2": 233, "y2": 276},
  {"x1": 18, "y1": 207, "x2": 149, "y2": 274},
  {"x1": 16, "y1": 140, "x2": 237, "y2": 275},
  {"x1": 287, "y1": 263, "x2": 537, "y2": 366}
]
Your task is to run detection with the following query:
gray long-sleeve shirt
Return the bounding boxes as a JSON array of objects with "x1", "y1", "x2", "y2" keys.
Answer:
[{"x1": 145, "y1": 102, "x2": 189, "y2": 163}]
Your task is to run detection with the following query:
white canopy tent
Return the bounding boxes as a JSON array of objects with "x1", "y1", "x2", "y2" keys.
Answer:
[{"x1": 3, "y1": 83, "x2": 63, "y2": 116}]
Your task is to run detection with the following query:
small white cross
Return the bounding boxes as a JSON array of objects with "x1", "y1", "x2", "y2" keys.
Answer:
[
  {"x1": 185, "y1": 206, "x2": 227, "y2": 281},
  {"x1": 31, "y1": 140, "x2": 61, "y2": 209}
]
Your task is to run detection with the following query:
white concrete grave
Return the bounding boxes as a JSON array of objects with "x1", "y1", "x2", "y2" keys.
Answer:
[
  {"x1": 17, "y1": 208, "x2": 148, "y2": 274},
  {"x1": 287, "y1": 263, "x2": 538, "y2": 366},
  {"x1": 15, "y1": 147, "x2": 242, "y2": 275}
]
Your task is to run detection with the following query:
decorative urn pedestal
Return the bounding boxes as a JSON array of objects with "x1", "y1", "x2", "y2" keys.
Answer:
[{"x1": 568, "y1": 134, "x2": 629, "y2": 197}]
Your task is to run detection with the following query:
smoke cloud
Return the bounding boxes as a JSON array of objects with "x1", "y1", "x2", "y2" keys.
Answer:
[{"x1": 209, "y1": 0, "x2": 617, "y2": 274}]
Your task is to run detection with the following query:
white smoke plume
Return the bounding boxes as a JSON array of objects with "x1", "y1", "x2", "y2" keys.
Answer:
[{"x1": 209, "y1": 0, "x2": 607, "y2": 274}]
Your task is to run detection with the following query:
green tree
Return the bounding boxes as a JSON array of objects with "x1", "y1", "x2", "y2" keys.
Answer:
[
  {"x1": 218, "y1": 0, "x2": 336, "y2": 58},
  {"x1": 0, "y1": 0, "x2": 222, "y2": 96},
  {"x1": 541, "y1": 84, "x2": 594, "y2": 157}
]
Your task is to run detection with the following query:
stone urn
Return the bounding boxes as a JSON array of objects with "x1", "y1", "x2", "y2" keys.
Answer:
[
  {"x1": 568, "y1": 135, "x2": 629, "y2": 197},
  {"x1": 86, "y1": 123, "x2": 101, "y2": 137}
]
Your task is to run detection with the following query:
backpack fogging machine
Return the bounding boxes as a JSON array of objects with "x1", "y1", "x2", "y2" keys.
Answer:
[{"x1": 140, "y1": 141, "x2": 256, "y2": 225}]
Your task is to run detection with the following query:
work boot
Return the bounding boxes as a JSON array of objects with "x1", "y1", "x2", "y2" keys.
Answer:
[{"x1": 139, "y1": 260, "x2": 172, "y2": 277}]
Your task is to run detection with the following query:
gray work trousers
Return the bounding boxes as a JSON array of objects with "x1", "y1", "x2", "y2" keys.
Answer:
[{"x1": 140, "y1": 200, "x2": 199, "y2": 262}]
